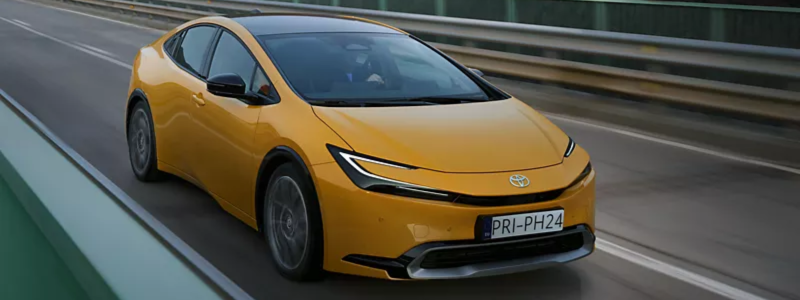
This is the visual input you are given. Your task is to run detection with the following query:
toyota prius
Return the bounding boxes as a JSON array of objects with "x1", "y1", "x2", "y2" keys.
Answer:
[{"x1": 125, "y1": 13, "x2": 596, "y2": 281}]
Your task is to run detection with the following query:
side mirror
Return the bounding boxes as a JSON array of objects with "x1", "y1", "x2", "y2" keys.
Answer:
[
  {"x1": 207, "y1": 73, "x2": 247, "y2": 98},
  {"x1": 469, "y1": 68, "x2": 484, "y2": 77}
]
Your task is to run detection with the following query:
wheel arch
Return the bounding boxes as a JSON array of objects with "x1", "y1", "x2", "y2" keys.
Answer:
[
  {"x1": 255, "y1": 146, "x2": 318, "y2": 233},
  {"x1": 125, "y1": 88, "x2": 149, "y2": 136}
]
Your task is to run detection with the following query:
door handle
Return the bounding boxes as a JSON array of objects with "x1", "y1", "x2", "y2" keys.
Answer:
[{"x1": 192, "y1": 94, "x2": 206, "y2": 106}]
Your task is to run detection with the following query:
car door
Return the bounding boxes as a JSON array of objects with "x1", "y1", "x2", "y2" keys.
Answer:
[
  {"x1": 162, "y1": 24, "x2": 219, "y2": 180},
  {"x1": 189, "y1": 30, "x2": 274, "y2": 213}
]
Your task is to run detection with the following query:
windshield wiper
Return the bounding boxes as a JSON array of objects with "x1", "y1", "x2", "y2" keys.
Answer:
[
  {"x1": 306, "y1": 96, "x2": 488, "y2": 107},
  {"x1": 306, "y1": 100, "x2": 352, "y2": 106},
  {"x1": 306, "y1": 100, "x2": 436, "y2": 107},
  {"x1": 399, "y1": 96, "x2": 487, "y2": 104}
]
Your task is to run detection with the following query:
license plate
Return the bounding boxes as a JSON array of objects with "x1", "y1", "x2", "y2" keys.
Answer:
[{"x1": 481, "y1": 210, "x2": 564, "y2": 239}]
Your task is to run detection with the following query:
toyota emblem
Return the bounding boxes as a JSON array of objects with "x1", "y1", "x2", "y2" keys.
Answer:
[{"x1": 509, "y1": 175, "x2": 530, "y2": 188}]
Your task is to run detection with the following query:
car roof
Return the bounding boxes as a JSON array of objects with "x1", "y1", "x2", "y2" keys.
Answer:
[{"x1": 232, "y1": 14, "x2": 403, "y2": 36}]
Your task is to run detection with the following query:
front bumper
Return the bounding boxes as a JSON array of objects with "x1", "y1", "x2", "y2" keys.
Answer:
[
  {"x1": 311, "y1": 162, "x2": 596, "y2": 279},
  {"x1": 345, "y1": 225, "x2": 594, "y2": 279}
]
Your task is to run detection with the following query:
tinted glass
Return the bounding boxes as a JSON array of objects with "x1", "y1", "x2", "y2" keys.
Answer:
[
  {"x1": 164, "y1": 32, "x2": 182, "y2": 56},
  {"x1": 250, "y1": 68, "x2": 273, "y2": 98},
  {"x1": 209, "y1": 32, "x2": 256, "y2": 90},
  {"x1": 174, "y1": 26, "x2": 217, "y2": 76},
  {"x1": 261, "y1": 33, "x2": 486, "y2": 102}
]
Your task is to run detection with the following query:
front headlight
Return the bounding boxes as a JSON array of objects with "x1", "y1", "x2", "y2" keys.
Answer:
[
  {"x1": 563, "y1": 137, "x2": 590, "y2": 189},
  {"x1": 327, "y1": 145, "x2": 452, "y2": 201},
  {"x1": 564, "y1": 137, "x2": 576, "y2": 157}
]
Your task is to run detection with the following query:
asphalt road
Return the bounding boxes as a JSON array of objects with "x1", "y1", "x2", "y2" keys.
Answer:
[{"x1": 1, "y1": 0, "x2": 799, "y2": 299}]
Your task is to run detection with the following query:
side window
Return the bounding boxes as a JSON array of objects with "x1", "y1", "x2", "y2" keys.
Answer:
[
  {"x1": 208, "y1": 32, "x2": 256, "y2": 91},
  {"x1": 174, "y1": 26, "x2": 217, "y2": 76},
  {"x1": 250, "y1": 68, "x2": 274, "y2": 99},
  {"x1": 163, "y1": 31, "x2": 182, "y2": 56}
]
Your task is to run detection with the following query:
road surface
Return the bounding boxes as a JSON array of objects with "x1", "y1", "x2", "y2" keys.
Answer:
[{"x1": 1, "y1": 0, "x2": 798, "y2": 299}]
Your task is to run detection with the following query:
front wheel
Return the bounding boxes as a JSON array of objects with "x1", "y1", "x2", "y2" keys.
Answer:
[
  {"x1": 264, "y1": 163, "x2": 324, "y2": 281},
  {"x1": 127, "y1": 101, "x2": 164, "y2": 181}
]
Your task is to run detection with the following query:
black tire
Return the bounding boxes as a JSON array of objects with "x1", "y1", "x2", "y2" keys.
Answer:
[
  {"x1": 127, "y1": 101, "x2": 165, "y2": 182},
  {"x1": 263, "y1": 163, "x2": 325, "y2": 281}
]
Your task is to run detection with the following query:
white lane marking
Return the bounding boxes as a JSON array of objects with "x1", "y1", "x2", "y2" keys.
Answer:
[
  {"x1": 16, "y1": 0, "x2": 166, "y2": 34},
  {"x1": 75, "y1": 42, "x2": 117, "y2": 57},
  {"x1": 11, "y1": 18, "x2": 31, "y2": 27},
  {"x1": 8, "y1": 19, "x2": 31, "y2": 28},
  {"x1": 596, "y1": 239, "x2": 768, "y2": 300},
  {"x1": 545, "y1": 113, "x2": 800, "y2": 176},
  {"x1": 0, "y1": 17, "x2": 131, "y2": 70}
]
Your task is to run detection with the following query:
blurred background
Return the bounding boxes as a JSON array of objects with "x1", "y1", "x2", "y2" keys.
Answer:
[{"x1": 0, "y1": 0, "x2": 798, "y2": 299}]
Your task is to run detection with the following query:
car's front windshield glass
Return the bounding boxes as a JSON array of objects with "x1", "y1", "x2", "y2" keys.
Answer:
[{"x1": 260, "y1": 33, "x2": 488, "y2": 104}]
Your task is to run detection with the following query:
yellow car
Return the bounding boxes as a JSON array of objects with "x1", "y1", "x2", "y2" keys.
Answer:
[{"x1": 125, "y1": 13, "x2": 595, "y2": 281}]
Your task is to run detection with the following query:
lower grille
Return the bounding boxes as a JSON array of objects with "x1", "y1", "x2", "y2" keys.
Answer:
[
  {"x1": 454, "y1": 189, "x2": 565, "y2": 206},
  {"x1": 419, "y1": 231, "x2": 585, "y2": 269}
]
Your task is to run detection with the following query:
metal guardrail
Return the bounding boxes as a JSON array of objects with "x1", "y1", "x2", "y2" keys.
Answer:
[
  {"x1": 59, "y1": 0, "x2": 800, "y2": 123},
  {"x1": 439, "y1": 45, "x2": 800, "y2": 123},
  {"x1": 246, "y1": 0, "x2": 800, "y2": 49},
  {"x1": 160, "y1": 0, "x2": 800, "y2": 79},
  {"x1": 71, "y1": 0, "x2": 212, "y2": 21},
  {"x1": 575, "y1": 0, "x2": 800, "y2": 12}
]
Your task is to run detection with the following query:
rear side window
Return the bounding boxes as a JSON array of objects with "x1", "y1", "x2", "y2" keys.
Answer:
[
  {"x1": 163, "y1": 31, "x2": 183, "y2": 56},
  {"x1": 208, "y1": 32, "x2": 256, "y2": 90},
  {"x1": 174, "y1": 26, "x2": 217, "y2": 76}
]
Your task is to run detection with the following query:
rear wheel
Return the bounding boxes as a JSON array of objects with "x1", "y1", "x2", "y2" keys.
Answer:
[
  {"x1": 264, "y1": 163, "x2": 324, "y2": 281},
  {"x1": 127, "y1": 101, "x2": 164, "y2": 181}
]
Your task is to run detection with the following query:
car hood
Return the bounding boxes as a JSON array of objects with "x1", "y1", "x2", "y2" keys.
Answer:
[{"x1": 313, "y1": 99, "x2": 568, "y2": 173}]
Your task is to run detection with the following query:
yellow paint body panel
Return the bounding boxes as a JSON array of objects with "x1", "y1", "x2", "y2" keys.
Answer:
[
  {"x1": 126, "y1": 16, "x2": 595, "y2": 279},
  {"x1": 313, "y1": 100, "x2": 568, "y2": 173}
]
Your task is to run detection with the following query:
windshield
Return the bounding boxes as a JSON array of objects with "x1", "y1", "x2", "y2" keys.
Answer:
[{"x1": 260, "y1": 33, "x2": 489, "y2": 103}]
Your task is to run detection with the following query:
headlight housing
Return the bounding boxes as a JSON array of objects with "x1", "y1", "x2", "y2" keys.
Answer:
[
  {"x1": 327, "y1": 145, "x2": 452, "y2": 201},
  {"x1": 564, "y1": 137, "x2": 576, "y2": 157},
  {"x1": 563, "y1": 137, "x2": 590, "y2": 189},
  {"x1": 563, "y1": 137, "x2": 590, "y2": 188},
  {"x1": 567, "y1": 163, "x2": 592, "y2": 190}
]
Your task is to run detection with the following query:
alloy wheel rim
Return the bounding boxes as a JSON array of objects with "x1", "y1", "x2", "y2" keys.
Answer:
[
  {"x1": 129, "y1": 110, "x2": 150, "y2": 173},
  {"x1": 266, "y1": 176, "x2": 309, "y2": 270}
]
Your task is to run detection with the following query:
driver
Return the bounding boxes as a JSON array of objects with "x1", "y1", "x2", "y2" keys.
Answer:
[{"x1": 341, "y1": 51, "x2": 384, "y2": 85}]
